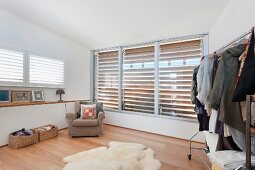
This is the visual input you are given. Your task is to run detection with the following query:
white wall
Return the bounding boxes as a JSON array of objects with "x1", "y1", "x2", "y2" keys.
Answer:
[
  {"x1": 0, "y1": 8, "x2": 91, "y2": 101},
  {"x1": 104, "y1": 111, "x2": 205, "y2": 142},
  {"x1": 0, "y1": 102, "x2": 75, "y2": 146},
  {"x1": 209, "y1": 0, "x2": 255, "y2": 52},
  {"x1": 0, "y1": 9, "x2": 91, "y2": 146}
]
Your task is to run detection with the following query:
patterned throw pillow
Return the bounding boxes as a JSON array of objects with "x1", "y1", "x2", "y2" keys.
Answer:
[{"x1": 80, "y1": 104, "x2": 97, "y2": 119}]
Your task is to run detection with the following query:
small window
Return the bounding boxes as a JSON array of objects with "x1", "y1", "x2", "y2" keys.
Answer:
[
  {"x1": 0, "y1": 48, "x2": 24, "y2": 86},
  {"x1": 29, "y1": 54, "x2": 65, "y2": 88}
]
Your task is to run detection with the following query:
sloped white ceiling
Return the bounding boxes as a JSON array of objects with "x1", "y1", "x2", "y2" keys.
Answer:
[{"x1": 0, "y1": 0, "x2": 230, "y2": 49}]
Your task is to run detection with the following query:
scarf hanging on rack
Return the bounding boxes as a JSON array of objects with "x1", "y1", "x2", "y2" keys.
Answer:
[{"x1": 233, "y1": 27, "x2": 255, "y2": 102}]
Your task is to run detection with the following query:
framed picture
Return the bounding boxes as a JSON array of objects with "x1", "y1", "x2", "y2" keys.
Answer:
[
  {"x1": 0, "y1": 90, "x2": 11, "y2": 103},
  {"x1": 12, "y1": 91, "x2": 31, "y2": 103},
  {"x1": 32, "y1": 90, "x2": 45, "y2": 101}
]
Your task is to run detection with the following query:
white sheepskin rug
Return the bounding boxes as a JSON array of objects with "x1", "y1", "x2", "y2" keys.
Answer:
[{"x1": 63, "y1": 141, "x2": 161, "y2": 170}]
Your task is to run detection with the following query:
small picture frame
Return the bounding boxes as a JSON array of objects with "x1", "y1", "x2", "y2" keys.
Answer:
[
  {"x1": 32, "y1": 90, "x2": 45, "y2": 102},
  {"x1": 0, "y1": 90, "x2": 11, "y2": 103},
  {"x1": 12, "y1": 91, "x2": 31, "y2": 103}
]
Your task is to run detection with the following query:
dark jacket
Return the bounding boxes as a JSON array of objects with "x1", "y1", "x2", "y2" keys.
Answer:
[
  {"x1": 233, "y1": 30, "x2": 255, "y2": 102},
  {"x1": 210, "y1": 44, "x2": 246, "y2": 132},
  {"x1": 191, "y1": 66, "x2": 199, "y2": 104}
]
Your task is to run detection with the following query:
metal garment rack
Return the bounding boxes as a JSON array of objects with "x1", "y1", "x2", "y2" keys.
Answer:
[
  {"x1": 188, "y1": 131, "x2": 211, "y2": 169},
  {"x1": 187, "y1": 27, "x2": 254, "y2": 169},
  {"x1": 238, "y1": 95, "x2": 255, "y2": 170},
  {"x1": 246, "y1": 95, "x2": 255, "y2": 169},
  {"x1": 215, "y1": 29, "x2": 252, "y2": 53}
]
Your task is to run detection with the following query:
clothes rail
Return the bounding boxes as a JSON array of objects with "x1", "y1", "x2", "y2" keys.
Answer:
[
  {"x1": 238, "y1": 26, "x2": 255, "y2": 170},
  {"x1": 238, "y1": 95, "x2": 255, "y2": 170},
  {"x1": 188, "y1": 27, "x2": 254, "y2": 170},
  {"x1": 245, "y1": 95, "x2": 253, "y2": 170},
  {"x1": 215, "y1": 27, "x2": 254, "y2": 53}
]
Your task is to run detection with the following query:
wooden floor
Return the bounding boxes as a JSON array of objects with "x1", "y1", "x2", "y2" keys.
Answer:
[{"x1": 0, "y1": 125, "x2": 211, "y2": 170}]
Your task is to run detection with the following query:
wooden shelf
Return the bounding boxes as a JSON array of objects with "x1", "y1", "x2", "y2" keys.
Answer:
[{"x1": 0, "y1": 100, "x2": 90, "y2": 108}]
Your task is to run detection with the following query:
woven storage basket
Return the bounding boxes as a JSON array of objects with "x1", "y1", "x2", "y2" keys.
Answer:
[
  {"x1": 35, "y1": 125, "x2": 58, "y2": 142},
  {"x1": 8, "y1": 130, "x2": 39, "y2": 149}
]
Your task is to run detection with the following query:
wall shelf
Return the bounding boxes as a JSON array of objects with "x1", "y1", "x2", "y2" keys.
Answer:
[{"x1": 0, "y1": 100, "x2": 89, "y2": 108}]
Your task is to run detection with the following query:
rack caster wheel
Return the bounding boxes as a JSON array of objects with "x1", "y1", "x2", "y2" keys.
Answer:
[{"x1": 188, "y1": 154, "x2": 191, "y2": 160}]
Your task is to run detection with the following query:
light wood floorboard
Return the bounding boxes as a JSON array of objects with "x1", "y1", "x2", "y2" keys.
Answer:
[{"x1": 0, "y1": 125, "x2": 211, "y2": 170}]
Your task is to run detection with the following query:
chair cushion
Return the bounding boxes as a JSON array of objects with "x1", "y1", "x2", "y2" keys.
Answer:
[
  {"x1": 80, "y1": 102, "x2": 104, "y2": 115},
  {"x1": 72, "y1": 119, "x2": 99, "y2": 127},
  {"x1": 80, "y1": 104, "x2": 97, "y2": 119}
]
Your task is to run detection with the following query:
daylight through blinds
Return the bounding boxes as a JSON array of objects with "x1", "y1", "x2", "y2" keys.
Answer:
[
  {"x1": 29, "y1": 55, "x2": 65, "y2": 87},
  {"x1": 159, "y1": 39, "x2": 202, "y2": 118},
  {"x1": 95, "y1": 51, "x2": 119, "y2": 110},
  {"x1": 0, "y1": 49, "x2": 24, "y2": 84},
  {"x1": 123, "y1": 46, "x2": 155, "y2": 113}
]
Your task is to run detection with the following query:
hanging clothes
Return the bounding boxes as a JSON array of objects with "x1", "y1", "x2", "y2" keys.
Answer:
[
  {"x1": 197, "y1": 60, "x2": 204, "y2": 102},
  {"x1": 229, "y1": 126, "x2": 255, "y2": 155},
  {"x1": 191, "y1": 66, "x2": 199, "y2": 104},
  {"x1": 214, "y1": 115, "x2": 241, "y2": 152},
  {"x1": 197, "y1": 55, "x2": 214, "y2": 115},
  {"x1": 210, "y1": 53, "x2": 219, "y2": 89},
  {"x1": 208, "y1": 52, "x2": 243, "y2": 151},
  {"x1": 209, "y1": 110, "x2": 217, "y2": 133},
  {"x1": 208, "y1": 54, "x2": 222, "y2": 134},
  {"x1": 191, "y1": 65, "x2": 210, "y2": 131},
  {"x1": 210, "y1": 44, "x2": 246, "y2": 133},
  {"x1": 240, "y1": 102, "x2": 255, "y2": 125},
  {"x1": 233, "y1": 29, "x2": 255, "y2": 102}
]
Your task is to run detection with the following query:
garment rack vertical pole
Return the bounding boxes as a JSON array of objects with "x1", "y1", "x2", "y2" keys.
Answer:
[{"x1": 246, "y1": 95, "x2": 252, "y2": 169}]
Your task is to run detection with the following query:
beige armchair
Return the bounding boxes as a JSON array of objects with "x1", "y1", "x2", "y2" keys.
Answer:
[{"x1": 66, "y1": 102, "x2": 105, "y2": 137}]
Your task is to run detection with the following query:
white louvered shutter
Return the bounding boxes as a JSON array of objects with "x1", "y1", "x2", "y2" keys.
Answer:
[
  {"x1": 123, "y1": 46, "x2": 155, "y2": 114},
  {"x1": 159, "y1": 39, "x2": 202, "y2": 118},
  {"x1": 95, "y1": 51, "x2": 119, "y2": 110},
  {"x1": 29, "y1": 55, "x2": 65, "y2": 87},
  {"x1": 0, "y1": 48, "x2": 24, "y2": 85}
]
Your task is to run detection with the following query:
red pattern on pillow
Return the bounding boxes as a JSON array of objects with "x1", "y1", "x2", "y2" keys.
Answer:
[{"x1": 81, "y1": 105, "x2": 97, "y2": 119}]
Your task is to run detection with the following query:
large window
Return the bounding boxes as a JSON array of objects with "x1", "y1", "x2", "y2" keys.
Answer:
[
  {"x1": 29, "y1": 55, "x2": 65, "y2": 87},
  {"x1": 0, "y1": 48, "x2": 24, "y2": 86},
  {"x1": 94, "y1": 35, "x2": 205, "y2": 119},
  {"x1": 123, "y1": 46, "x2": 155, "y2": 113},
  {"x1": 159, "y1": 39, "x2": 202, "y2": 118}
]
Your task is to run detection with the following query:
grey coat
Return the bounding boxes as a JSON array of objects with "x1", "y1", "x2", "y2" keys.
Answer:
[{"x1": 210, "y1": 44, "x2": 246, "y2": 132}]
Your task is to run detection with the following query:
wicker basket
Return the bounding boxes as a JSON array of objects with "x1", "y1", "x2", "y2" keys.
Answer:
[
  {"x1": 34, "y1": 125, "x2": 58, "y2": 141},
  {"x1": 8, "y1": 130, "x2": 39, "y2": 149}
]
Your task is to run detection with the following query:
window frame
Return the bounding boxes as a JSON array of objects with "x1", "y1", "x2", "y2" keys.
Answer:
[{"x1": 92, "y1": 34, "x2": 209, "y2": 120}]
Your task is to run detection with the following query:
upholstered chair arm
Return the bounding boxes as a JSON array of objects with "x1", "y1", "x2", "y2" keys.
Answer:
[
  {"x1": 98, "y1": 112, "x2": 105, "y2": 122},
  {"x1": 97, "y1": 111, "x2": 105, "y2": 135},
  {"x1": 66, "y1": 112, "x2": 77, "y2": 125}
]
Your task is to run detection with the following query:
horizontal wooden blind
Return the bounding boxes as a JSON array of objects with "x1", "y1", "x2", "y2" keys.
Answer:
[
  {"x1": 95, "y1": 51, "x2": 119, "y2": 110},
  {"x1": 159, "y1": 39, "x2": 202, "y2": 118},
  {"x1": 123, "y1": 46, "x2": 155, "y2": 114}
]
